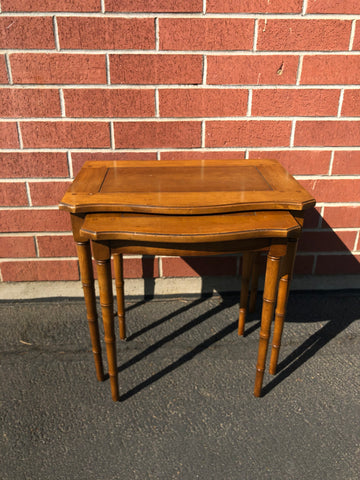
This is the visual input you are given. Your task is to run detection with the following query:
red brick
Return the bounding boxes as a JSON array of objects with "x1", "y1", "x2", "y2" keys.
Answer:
[
  {"x1": 159, "y1": 89, "x2": 248, "y2": 117},
  {"x1": 10, "y1": 54, "x2": 106, "y2": 85},
  {"x1": 0, "y1": 89, "x2": 61, "y2": 117},
  {"x1": 64, "y1": 89, "x2": 155, "y2": 118},
  {"x1": 123, "y1": 257, "x2": 159, "y2": 278},
  {"x1": 252, "y1": 89, "x2": 339, "y2": 117},
  {"x1": 1, "y1": 152, "x2": 68, "y2": 178},
  {"x1": 0, "y1": 17, "x2": 54, "y2": 49},
  {"x1": 299, "y1": 179, "x2": 360, "y2": 203},
  {"x1": 71, "y1": 152, "x2": 157, "y2": 176},
  {"x1": 341, "y1": 90, "x2": 360, "y2": 116},
  {"x1": 58, "y1": 17, "x2": 155, "y2": 50},
  {"x1": 293, "y1": 255, "x2": 315, "y2": 275},
  {"x1": 315, "y1": 255, "x2": 360, "y2": 275},
  {"x1": 206, "y1": 120, "x2": 292, "y2": 147},
  {"x1": 353, "y1": 22, "x2": 360, "y2": 51},
  {"x1": 295, "y1": 121, "x2": 360, "y2": 147},
  {"x1": 322, "y1": 206, "x2": 360, "y2": 229},
  {"x1": 162, "y1": 256, "x2": 237, "y2": 277},
  {"x1": 114, "y1": 121, "x2": 201, "y2": 148},
  {"x1": 21, "y1": 121, "x2": 110, "y2": 148},
  {"x1": 257, "y1": 20, "x2": 351, "y2": 52},
  {"x1": 298, "y1": 231, "x2": 357, "y2": 253},
  {"x1": 160, "y1": 151, "x2": 246, "y2": 160},
  {"x1": 29, "y1": 181, "x2": 71, "y2": 206},
  {"x1": 110, "y1": 54, "x2": 202, "y2": 85},
  {"x1": 106, "y1": 0, "x2": 202, "y2": 12},
  {"x1": 1, "y1": 0, "x2": 100, "y2": 12},
  {"x1": 0, "y1": 259, "x2": 79, "y2": 281},
  {"x1": 160, "y1": 19, "x2": 254, "y2": 51},
  {"x1": 301, "y1": 56, "x2": 360, "y2": 85},
  {"x1": 0, "y1": 55, "x2": 8, "y2": 84},
  {"x1": 0, "y1": 236, "x2": 36, "y2": 258},
  {"x1": 207, "y1": 55, "x2": 298, "y2": 85},
  {"x1": 332, "y1": 151, "x2": 360, "y2": 175},
  {"x1": 0, "y1": 122, "x2": 19, "y2": 148},
  {"x1": 0, "y1": 209, "x2": 71, "y2": 233},
  {"x1": 248, "y1": 150, "x2": 331, "y2": 175},
  {"x1": 207, "y1": 0, "x2": 302, "y2": 13},
  {"x1": 306, "y1": 0, "x2": 360, "y2": 14},
  {"x1": 37, "y1": 235, "x2": 77, "y2": 257},
  {"x1": 0, "y1": 182, "x2": 28, "y2": 206}
]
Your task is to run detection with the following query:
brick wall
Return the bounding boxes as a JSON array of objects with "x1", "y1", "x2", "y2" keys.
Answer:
[{"x1": 0, "y1": 0, "x2": 359, "y2": 284}]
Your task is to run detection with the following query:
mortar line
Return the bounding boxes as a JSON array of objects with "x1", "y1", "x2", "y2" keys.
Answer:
[
  {"x1": 67, "y1": 151, "x2": 74, "y2": 178},
  {"x1": 337, "y1": 89, "x2": 345, "y2": 117},
  {"x1": 349, "y1": 19, "x2": 356, "y2": 50},
  {"x1": 328, "y1": 151, "x2": 335, "y2": 175},
  {"x1": 25, "y1": 181, "x2": 32, "y2": 207},
  {"x1": 155, "y1": 17, "x2": 159, "y2": 51},
  {"x1": 53, "y1": 16, "x2": 60, "y2": 51},
  {"x1": 246, "y1": 89, "x2": 252, "y2": 116},
  {"x1": 296, "y1": 55, "x2": 304, "y2": 86},
  {"x1": 302, "y1": 0, "x2": 308, "y2": 16},
  {"x1": 155, "y1": 89, "x2": 160, "y2": 117},
  {"x1": 106, "y1": 53, "x2": 110, "y2": 85},
  {"x1": 202, "y1": 55, "x2": 207, "y2": 85},
  {"x1": 4, "y1": 54, "x2": 13, "y2": 84},
  {"x1": 253, "y1": 19, "x2": 258, "y2": 52},
  {"x1": 110, "y1": 122, "x2": 115, "y2": 149},
  {"x1": 16, "y1": 122, "x2": 23, "y2": 149},
  {"x1": 59, "y1": 88, "x2": 66, "y2": 117}
]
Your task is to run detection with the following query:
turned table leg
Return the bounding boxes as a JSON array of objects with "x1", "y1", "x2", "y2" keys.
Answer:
[
  {"x1": 254, "y1": 243, "x2": 285, "y2": 397},
  {"x1": 93, "y1": 242, "x2": 119, "y2": 402},
  {"x1": 269, "y1": 238, "x2": 298, "y2": 375},
  {"x1": 238, "y1": 252, "x2": 254, "y2": 336},
  {"x1": 113, "y1": 253, "x2": 126, "y2": 340},
  {"x1": 76, "y1": 241, "x2": 104, "y2": 382}
]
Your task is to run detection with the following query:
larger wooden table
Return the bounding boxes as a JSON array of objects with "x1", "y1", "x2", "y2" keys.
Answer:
[{"x1": 59, "y1": 159, "x2": 315, "y2": 401}]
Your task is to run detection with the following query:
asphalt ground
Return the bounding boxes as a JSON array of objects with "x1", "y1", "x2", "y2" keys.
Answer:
[{"x1": 1, "y1": 291, "x2": 359, "y2": 480}]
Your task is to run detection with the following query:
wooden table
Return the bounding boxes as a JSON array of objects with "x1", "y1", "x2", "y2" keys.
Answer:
[{"x1": 59, "y1": 159, "x2": 315, "y2": 401}]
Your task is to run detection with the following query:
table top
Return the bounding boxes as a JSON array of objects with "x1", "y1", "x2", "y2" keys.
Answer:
[{"x1": 59, "y1": 159, "x2": 315, "y2": 215}]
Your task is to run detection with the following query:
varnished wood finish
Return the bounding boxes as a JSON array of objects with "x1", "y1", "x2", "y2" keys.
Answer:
[
  {"x1": 254, "y1": 243, "x2": 286, "y2": 397},
  {"x1": 92, "y1": 241, "x2": 119, "y2": 401},
  {"x1": 238, "y1": 252, "x2": 254, "y2": 336},
  {"x1": 81, "y1": 211, "x2": 301, "y2": 243},
  {"x1": 59, "y1": 159, "x2": 315, "y2": 215},
  {"x1": 113, "y1": 253, "x2": 126, "y2": 340},
  {"x1": 60, "y1": 158, "x2": 315, "y2": 401},
  {"x1": 269, "y1": 238, "x2": 298, "y2": 375},
  {"x1": 76, "y1": 241, "x2": 104, "y2": 382},
  {"x1": 70, "y1": 213, "x2": 104, "y2": 382}
]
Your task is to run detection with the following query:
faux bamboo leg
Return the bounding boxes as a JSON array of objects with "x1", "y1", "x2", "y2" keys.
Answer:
[
  {"x1": 113, "y1": 253, "x2": 126, "y2": 340},
  {"x1": 238, "y1": 252, "x2": 254, "y2": 336},
  {"x1": 76, "y1": 241, "x2": 104, "y2": 382},
  {"x1": 95, "y1": 247, "x2": 119, "y2": 402},
  {"x1": 269, "y1": 239, "x2": 298, "y2": 375},
  {"x1": 254, "y1": 244, "x2": 284, "y2": 397},
  {"x1": 249, "y1": 252, "x2": 261, "y2": 313}
]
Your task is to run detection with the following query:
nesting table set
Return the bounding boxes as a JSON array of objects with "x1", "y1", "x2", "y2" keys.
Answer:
[{"x1": 59, "y1": 159, "x2": 315, "y2": 401}]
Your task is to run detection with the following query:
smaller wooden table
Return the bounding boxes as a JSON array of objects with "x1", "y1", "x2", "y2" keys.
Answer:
[{"x1": 59, "y1": 159, "x2": 315, "y2": 401}]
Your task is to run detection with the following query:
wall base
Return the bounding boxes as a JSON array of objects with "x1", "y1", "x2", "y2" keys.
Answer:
[{"x1": 1, "y1": 275, "x2": 359, "y2": 300}]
